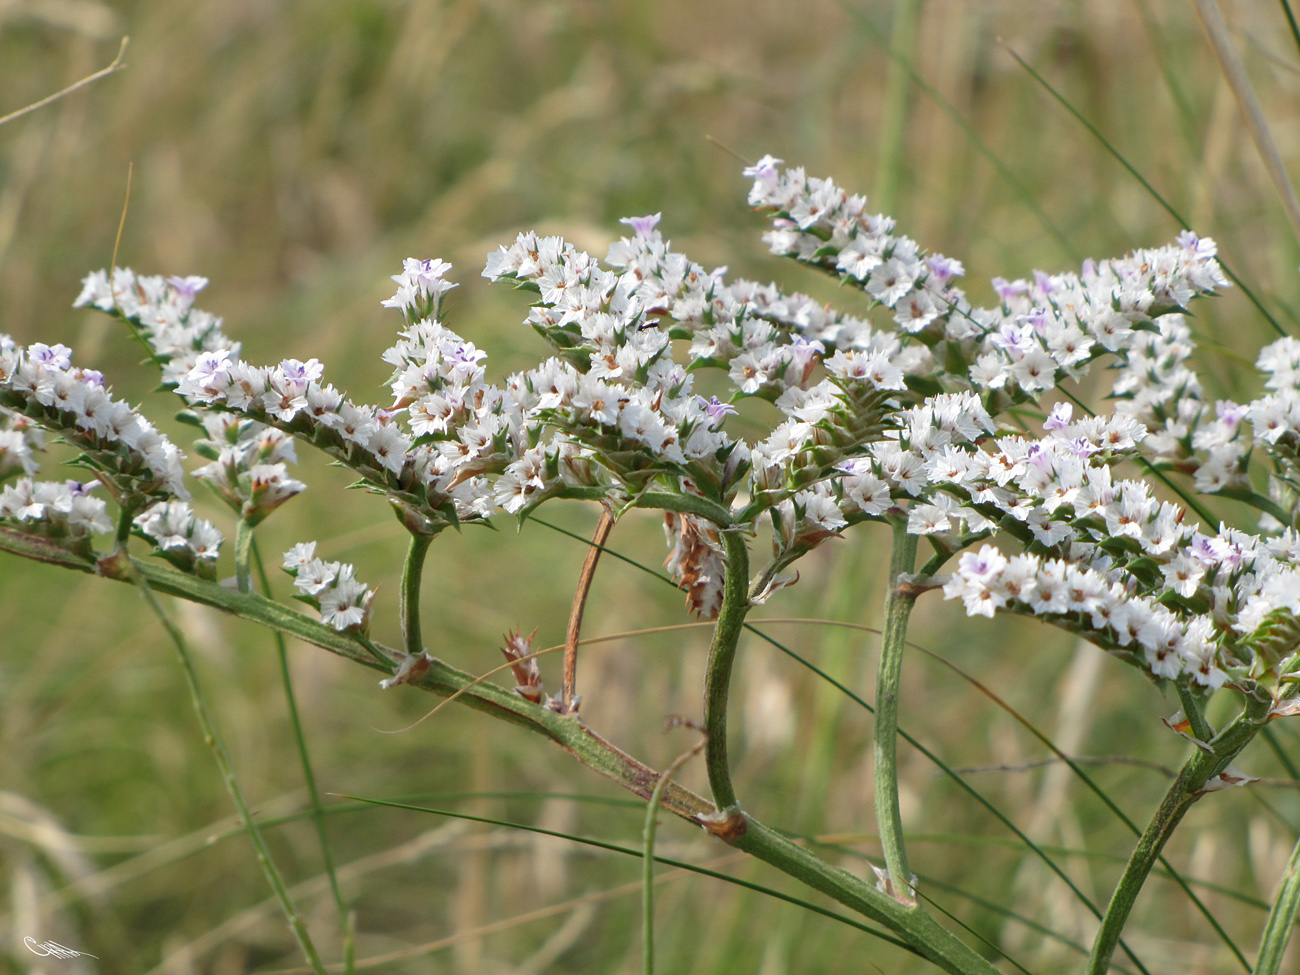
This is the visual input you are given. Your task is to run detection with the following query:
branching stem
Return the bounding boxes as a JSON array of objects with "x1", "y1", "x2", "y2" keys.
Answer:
[
  {"x1": 235, "y1": 517, "x2": 254, "y2": 593},
  {"x1": 702, "y1": 527, "x2": 751, "y2": 813},
  {"x1": 400, "y1": 531, "x2": 434, "y2": 660},
  {"x1": 874, "y1": 516, "x2": 919, "y2": 903},
  {"x1": 3, "y1": 526, "x2": 1003, "y2": 974},
  {"x1": 563, "y1": 505, "x2": 614, "y2": 711},
  {"x1": 1087, "y1": 692, "x2": 1272, "y2": 975}
]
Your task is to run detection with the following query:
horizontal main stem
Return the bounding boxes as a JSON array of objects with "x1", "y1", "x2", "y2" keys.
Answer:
[{"x1": 3, "y1": 526, "x2": 1001, "y2": 973}]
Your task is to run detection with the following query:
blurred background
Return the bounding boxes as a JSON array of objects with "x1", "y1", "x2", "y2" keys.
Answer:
[{"x1": 1, "y1": 0, "x2": 1299, "y2": 972}]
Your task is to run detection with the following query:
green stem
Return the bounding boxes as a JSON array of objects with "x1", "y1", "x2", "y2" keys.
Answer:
[
  {"x1": 113, "y1": 502, "x2": 135, "y2": 552},
  {"x1": 874, "y1": 517, "x2": 919, "y2": 901},
  {"x1": 731, "y1": 818, "x2": 999, "y2": 975},
  {"x1": 235, "y1": 517, "x2": 254, "y2": 593},
  {"x1": 873, "y1": 0, "x2": 921, "y2": 214},
  {"x1": 253, "y1": 541, "x2": 355, "y2": 975},
  {"x1": 643, "y1": 742, "x2": 703, "y2": 975},
  {"x1": 1175, "y1": 680, "x2": 1214, "y2": 743},
  {"x1": 127, "y1": 563, "x2": 328, "y2": 975},
  {"x1": 400, "y1": 532, "x2": 434, "y2": 659},
  {"x1": 1086, "y1": 693, "x2": 1272, "y2": 975},
  {"x1": 1254, "y1": 825, "x2": 1300, "y2": 975},
  {"x1": 702, "y1": 528, "x2": 751, "y2": 813},
  {"x1": 6, "y1": 528, "x2": 996, "y2": 973}
]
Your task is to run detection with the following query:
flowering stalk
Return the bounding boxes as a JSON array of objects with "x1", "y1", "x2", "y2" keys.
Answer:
[
  {"x1": 873, "y1": 516, "x2": 919, "y2": 904},
  {"x1": 235, "y1": 516, "x2": 254, "y2": 592},
  {"x1": 701, "y1": 526, "x2": 750, "y2": 816},
  {"x1": 563, "y1": 506, "x2": 614, "y2": 711},
  {"x1": 15, "y1": 512, "x2": 1014, "y2": 970},
  {"x1": 20, "y1": 151, "x2": 1300, "y2": 969},
  {"x1": 730, "y1": 818, "x2": 999, "y2": 975},
  {"x1": 400, "y1": 530, "x2": 434, "y2": 660},
  {"x1": 1086, "y1": 690, "x2": 1272, "y2": 975},
  {"x1": 0, "y1": 519, "x2": 1001, "y2": 972}
]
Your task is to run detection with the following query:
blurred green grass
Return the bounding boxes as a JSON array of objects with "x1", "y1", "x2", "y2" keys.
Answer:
[{"x1": 3, "y1": 0, "x2": 1300, "y2": 972}]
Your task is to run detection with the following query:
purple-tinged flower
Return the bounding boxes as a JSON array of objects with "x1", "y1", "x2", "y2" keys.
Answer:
[
  {"x1": 958, "y1": 545, "x2": 1007, "y2": 584},
  {"x1": 992, "y1": 277, "x2": 1030, "y2": 304},
  {"x1": 1032, "y1": 270, "x2": 1060, "y2": 296},
  {"x1": 742, "y1": 155, "x2": 784, "y2": 180},
  {"x1": 1176, "y1": 230, "x2": 1217, "y2": 260},
  {"x1": 29, "y1": 343, "x2": 73, "y2": 371},
  {"x1": 924, "y1": 254, "x2": 964, "y2": 286},
  {"x1": 166, "y1": 276, "x2": 210, "y2": 303},
  {"x1": 1043, "y1": 402, "x2": 1072, "y2": 432},
  {"x1": 991, "y1": 322, "x2": 1036, "y2": 355},
  {"x1": 619, "y1": 213, "x2": 662, "y2": 237},
  {"x1": 277, "y1": 357, "x2": 324, "y2": 386},
  {"x1": 698, "y1": 395, "x2": 738, "y2": 428},
  {"x1": 1214, "y1": 399, "x2": 1246, "y2": 429}
]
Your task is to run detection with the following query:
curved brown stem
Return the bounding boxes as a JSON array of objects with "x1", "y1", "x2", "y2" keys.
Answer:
[{"x1": 562, "y1": 505, "x2": 614, "y2": 712}]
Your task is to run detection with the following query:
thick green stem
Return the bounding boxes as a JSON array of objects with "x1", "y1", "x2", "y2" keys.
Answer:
[
  {"x1": 731, "y1": 818, "x2": 999, "y2": 975},
  {"x1": 235, "y1": 517, "x2": 254, "y2": 593},
  {"x1": 702, "y1": 527, "x2": 751, "y2": 813},
  {"x1": 1175, "y1": 680, "x2": 1213, "y2": 743},
  {"x1": 8, "y1": 527, "x2": 999, "y2": 973},
  {"x1": 114, "y1": 503, "x2": 135, "y2": 552},
  {"x1": 400, "y1": 532, "x2": 434, "y2": 659},
  {"x1": 874, "y1": 517, "x2": 919, "y2": 901},
  {"x1": 1086, "y1": 692, "x2": 1272, "y2": 975}
]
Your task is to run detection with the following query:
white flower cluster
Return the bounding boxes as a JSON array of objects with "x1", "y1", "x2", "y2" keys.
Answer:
[
  {"x1": 191, "y1": 413, "x2": 305, "y2": 526},
  {"x1": 895, "y1": 400, "x2": 1154, "y2": 543},
  {"x1": 381, "y1": 257, "x2": 459, "y2": 323},
  {"x1": 0, "y1": 408, "x2": 44, "y2": 479},
  {"x1": 488, "y1": 223, "x2": 925, "y2": 522},
  {"x1": 381, "y1": 314, "x2": 517, "y2": 517},
  {"x1": 603, "y1": 213, "x2": 919, "y2": 396},
  {"x1": 0, "y1": 477, "x2": 113, "y2": 543},
  {"x1": 944, "y1": 544, "x2": 1228, "y2": 688},
  {"x1": 133, "y1": 500, "x2": 223, "y2": 572},
  {"x1": 1101, "y1": 328, "x2": 1300, "y2": 526},
  {"x1": 1232, "y1": 336, "x2": 1300, "y2": 512},
  {"x1": 74, "y1": 270, "x2": 237, "y2": 386},
  {"x1": 745, "y1": 157, "x2": 1229, "y2": 403},
  {"x1": 67, "y1": 156, "x2": 1292, "y2": 682},
  {"x1": 175, "y1": 346, "x2": 474, "y2": 523},
  {"x1": 946, "y1": 518, "x2": 1300, "y2": 692},
  {"x1": 283, "y1": 541, "x2": 374, "y2": 632},
  {"x1": 919, "y1": 390, "x2": 1300, "y2": 688},
  {"x1": 0, "y1": 335, "x2": 189, "y2": 504},
  {"x1": 745, "y1": 155, "x2": 965, "y2": 337},
  {"x1": 483, "y1": 228, "x2": 750, "y2": 508}
]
